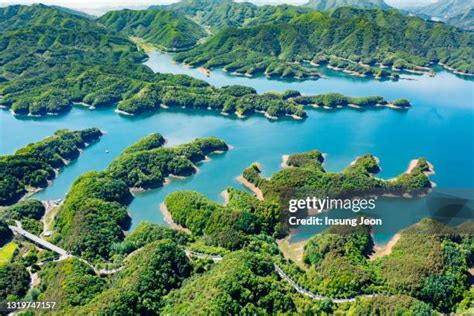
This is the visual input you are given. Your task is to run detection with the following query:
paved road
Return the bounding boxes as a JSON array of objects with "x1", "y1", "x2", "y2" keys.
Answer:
[
  {"x1": 274, "y1": 263, "x2": 383, "y2": 303},
  {"x1": 9, "y1": 225, "x2": 69, "y2": 256},
  {"x1": 185, "y1": 250, "x2": 223, "y2": 262},
  {"x1": 9, "y1": 224, "x2": 120, "y2": 276}
]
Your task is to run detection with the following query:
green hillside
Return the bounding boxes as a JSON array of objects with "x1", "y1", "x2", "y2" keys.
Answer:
[
  {"x1": 158, "y1": 0, "x2": 312, "y2": 33},
  {"x1": 304, "y1": 0, "x2": 391, "y2": 10},
  {"x1": 174, "y1": 7, "x2": 474, "y2": 78},
  {"x1": 98, "y1": 9, "x2": 206, "y2": 50}
]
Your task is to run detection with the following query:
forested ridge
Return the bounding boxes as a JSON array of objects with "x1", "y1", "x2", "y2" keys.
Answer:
[
  {"x1": 0, "y1": 128, "x2": 102, "y2": 205},
  {"x1": 175, "y1": 7, "x2": 474, "y2": 78}
]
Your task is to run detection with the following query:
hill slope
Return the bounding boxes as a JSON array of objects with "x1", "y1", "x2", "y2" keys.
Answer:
[
  {"x1": 157, "y1": 0, "x2": 312, "y2": 33},
  {"x1": 304, "y1": 0, "x2": 391, "y2": 10},
  {"x1": 174, "y1": 7, "x2": 474, "y2": 78},
  {"x1": 98, "y1": 9, "x2": 206, "y2": 50}
]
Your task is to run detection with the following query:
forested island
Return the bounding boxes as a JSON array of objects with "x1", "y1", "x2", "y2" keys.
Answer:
[
  {"x1": 241, "y1": 150, "x2": 434, "y2": 204},
  {"x1": 0, "y1": 128, "x2": 102, "y2": 205}
]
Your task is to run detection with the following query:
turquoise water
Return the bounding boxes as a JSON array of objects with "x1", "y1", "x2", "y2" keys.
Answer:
[{"x1": 1, "y1": 52, "x2": 473, "y2": 245}]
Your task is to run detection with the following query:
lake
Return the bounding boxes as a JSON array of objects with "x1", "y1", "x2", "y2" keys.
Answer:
[{"x1": 1, "y1": 51, "x2": 473, "y2": 245}]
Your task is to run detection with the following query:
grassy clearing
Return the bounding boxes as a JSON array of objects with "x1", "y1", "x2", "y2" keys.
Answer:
[{"x1": 0, "y1": 242, "x2": 18, "y2": 266}]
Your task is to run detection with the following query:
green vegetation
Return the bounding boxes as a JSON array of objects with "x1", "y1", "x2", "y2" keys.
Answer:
[
  {"x1": 347, "y1": 295, "x2": 436, "y2": 315},
  {"x1": 79, "y1": 240, "x2": 192, "y2": 315},
  {"x1": 118, "y1": 86, "x2": 408, "y2": 118},
  {"x1": 294, "y1": 93, "x2": 406, "y2": 108},
  {"x1": 158, "y1": 0, "x2": 313, "y2": 33},
  {"x1": 0, "y1": 4, "x2": 148, "y2": 115},
  {"x1": 164, "y1": 189, "x2": 279, "y2": 250},
  {"x1": 294, "y1": 218, "x2": 473, "y2": 312},
  {"x1": 0, "y1": 128, "x2": 102, "y2": 205},
  {"x1": 0, "y1": 262, "x2": 30, "y2": 300},
  {"x1": 118, "y1": 221, "x2": 189, "y2": 254},
  {"x1": 242, "y1": 151, "x2": 433, "y2": 203},
  {"x1": 175, "y1": 7, "x2": 474, "y2": 77},
  {"x1": 38, "y1": 258, "x2": 105, "y2": 310},
  {"x1": 53, "y1": 134, "x2": 228, "y2": 262},
  {"x1": 0, "y1": 220, "x2": 12, "y2": 246},
  {"x1": 161, "y1": 251, "x2": 295, "y2": 314},
  {"x1": 106, "y1": 136, "x2": 228, "y2": 189},
  {"x1": 0, "y1": 241, "x2": 17, "y2": 266},
  {"x1": 1, "y1": 199, "x2": 45, "y2": 235},
  {"x1": 98, "y1": 9, "x2": 206, "y2": 50},
  {"x1": 322, "y1": 55, "x2": 399, "y2": 78},
  {"x1": 0, "y1": 5, "x2": 419, "y2": 118},
  {"x1": 301, "y1": 224, "x2": 375, "y2": 297}
]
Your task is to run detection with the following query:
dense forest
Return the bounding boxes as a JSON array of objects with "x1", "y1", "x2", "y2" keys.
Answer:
[
  {"x1": 175, "y1": 7, "x2": 474, "y2": 78},
  {"x1": 97, "y1": 9, "x2": 207, "y2": 50},
  {"x1": 242, "y1": 150, "x2": 434, "y2": 204},
  {"x1": 1, "y1": 182, "x2": 472, "y2": 314},
  {"x1": 0, "y1": 128, "x2": 102, "y2": 205}
]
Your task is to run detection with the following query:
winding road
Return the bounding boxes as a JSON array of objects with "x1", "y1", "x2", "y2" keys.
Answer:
[{"x1": 9, "y1": 224, "x2": 386, "y2": 303}]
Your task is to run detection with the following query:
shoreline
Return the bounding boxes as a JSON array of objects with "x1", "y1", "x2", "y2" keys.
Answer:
[
  {"x1": 281, "y1": 155, "x2": 290, "y2": 168},
  {"x1": 114, "y1": 109, "x2": 134, "y2": 116},
  {"x1": 220, "y1": 190, "x2": 229, "y2": 206},
  {"x1": 197, "y1": 67, "x2": 211, "y2": 77},
  {"x1": 369, "y1": 233, "x2": 401, "y2": 260},
  {"x1": 160, "y1": 202, "x2": 191, "y2": 234},
  {"x1": 236, "y1": 175, "x2": 264, "y2": 200}
]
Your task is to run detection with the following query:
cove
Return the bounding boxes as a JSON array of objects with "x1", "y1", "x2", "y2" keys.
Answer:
[{"x1": 1, "y1": 51, "x2": 473, "y2": 245}]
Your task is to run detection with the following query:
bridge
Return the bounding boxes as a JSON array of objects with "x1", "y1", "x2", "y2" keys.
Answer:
[
  {"x1": 9, "y1": 225, "x2": 69, "y2": 257},
  {"x1": 9, "y1": 224, "x2": 120, "y2": 276}
]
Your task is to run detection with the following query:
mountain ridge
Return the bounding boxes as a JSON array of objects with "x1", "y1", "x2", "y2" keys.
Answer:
[{"x1": 304, "y1": 0, "x2": 391, "y2": 10}]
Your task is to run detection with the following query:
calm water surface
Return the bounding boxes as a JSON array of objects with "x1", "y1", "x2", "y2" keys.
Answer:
[{"x1": 1, "y1": 52, "x2": 473, "y2": 245}]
